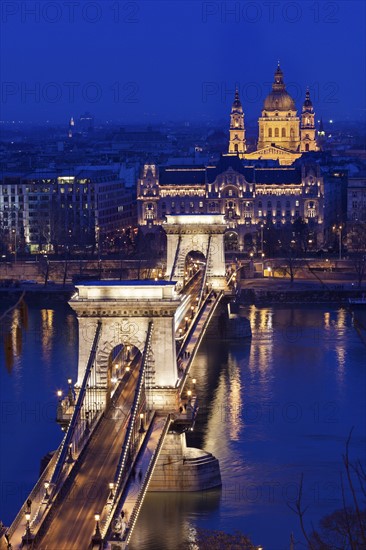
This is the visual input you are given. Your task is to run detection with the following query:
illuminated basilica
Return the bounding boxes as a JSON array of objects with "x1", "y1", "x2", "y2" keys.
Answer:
[{"x1": 137, "y1": 65, "x2": 324, "y2": 251}]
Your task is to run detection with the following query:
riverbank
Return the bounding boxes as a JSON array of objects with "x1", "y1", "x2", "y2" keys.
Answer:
[{"x1": 238, "y1": 278, "x2": 366, "y2": 305}]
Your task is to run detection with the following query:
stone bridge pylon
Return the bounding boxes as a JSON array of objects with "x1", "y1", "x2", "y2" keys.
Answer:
[
  {"x1": 69, "y1": 281, "x2": 181, "y2": 411},
  {"x1": 164, "y1": 214, "x2": 227, "y2": 287}
]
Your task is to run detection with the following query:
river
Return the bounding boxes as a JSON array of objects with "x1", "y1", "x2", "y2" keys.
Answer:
[{"x1": 0, "y1": 298, "x2": 365, "y2": 549}]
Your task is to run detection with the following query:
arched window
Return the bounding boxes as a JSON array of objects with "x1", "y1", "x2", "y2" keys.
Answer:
[
  {"x1": 305, "y1": 143, "x2": 309, "y2": 151},
  {"x1": 276, "y1": 201, "x2": 281, "y2": 208},
  {"x1": 281, "y1": 128, "x2": 286, "y2": 137},
  {"x1": 268, "y1": 128, "x2": 273, "y2": 138},
  {"x1": 234, "y1": 144, "x2": 238, "y2": 152},
  {"x1": 275, "y1": 128, "x2": 279, "y2": 138},
  {"x1": 258, "y1": 201, "x2": 262, "y2": 208},
  {"x1": 267, "y1": 201, "x2": 272, "y2": 208}
]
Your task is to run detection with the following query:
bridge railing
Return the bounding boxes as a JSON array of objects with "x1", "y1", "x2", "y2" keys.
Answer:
[
  {"x1": 179, "y1": 289, "x2": 224, "y2": 391},
  {"x1": 100, "y1": 320, "x2": 154, "y2": 538},
  {"x1": 50, "y1": 320, "x2": 102, "y2": 487},
  {"x1": 123, "y1": 414, "x2": 172, "y2": 545}
]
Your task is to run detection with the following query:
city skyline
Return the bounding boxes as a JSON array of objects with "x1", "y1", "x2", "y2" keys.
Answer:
[{"x1": 1, "y1": 1, "x2": 365, "y2": 123}]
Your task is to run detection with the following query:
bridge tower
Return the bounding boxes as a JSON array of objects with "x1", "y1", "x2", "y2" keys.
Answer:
[
  {"x1": 70, "y1": 281, "x2": 181, "y2": 411},
  {"x1": 164, "y1": 214, "x2": 227, "y2": 287}
]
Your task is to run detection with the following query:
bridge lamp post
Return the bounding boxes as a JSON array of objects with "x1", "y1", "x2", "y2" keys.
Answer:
[
  {"x1": 190, "y1": 305, "x2": 194, "y2": 319},
  {"x1": 92, "y1": 513, "x2": 102, "y2": 543},
  {"x1": 125, "y1": 365, "x2": 130, "y2": 374},
  {"x1": 115, "y1": 364, "x2": 119, "y2": 379},
  {"x1": 126, "y1": 345, "x2": 131, "y2": 362},
  {"x1": 139, "y1": 412, "x2": 145, "y2": 433},
  {"x1": 57, "y1": 390, "x2": 63, "y2": 402},
  {"x1": 44, "y1": 481, "x2": 50, "y2": 500},
  {"x1": 108, "y1": 482, "x2": 115, "y2": 500},
  {"x1": 187, "y1": 390, "x2": 192, "y2": 402},
  {"x1": 192, "y1": 378, "x2": 196, "y2": 390},
  {"x1": 185, "y1": 316, "x2": 189, "y2": 331},
  {"x1": 67, "y1": 443, "x2": 74, "y2": 463},
  {"x1": 67, "y1": 378, "x2": 75, "y2": 406},
  {"x1": 22, "y1": 511, "x2": 34, "y2": 545}
]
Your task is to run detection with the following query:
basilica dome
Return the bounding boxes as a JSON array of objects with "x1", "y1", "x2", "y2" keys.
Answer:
[{"x1": 263, "y1": 64, "x2": 296, "y2": 112}]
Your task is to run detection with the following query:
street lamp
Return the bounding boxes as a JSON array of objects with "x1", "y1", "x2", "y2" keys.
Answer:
[
  {"x1": 44, "y1": 481, "x2": 50, "y2": 500},
  {"x1": 67, "y1": 378, "x2": 75, "y2": 406},
  {"x1": 192, "y1": 378, "x2": 196, "y2": 390},
  {"x1": 190, "y1": 305, "x2": 194, "y2": 319},
  {"x1": 260, "y1": 224, "x2": 264, "y2": 254},
  {"x1": 92, "y1": 513, "x2": 102, "y2": 543},
  {"x1": 139, "y1": 412, "x2": 145, "y2": 433},
  {"x1": 22, "y1": 511, "x2": 34, "y2": 545},
  {"x1": 185, "y1": 316, "x2": 189, "y2": 331},
  {"x1": 108, "y1": 482, "x2": 115, "y2": 500},
  {"x1": 67, "y1": 443, "x2": 74, "y2": 463},
  {"x1": 333, "y1": 224, "x2": 342, "y2": 260}
]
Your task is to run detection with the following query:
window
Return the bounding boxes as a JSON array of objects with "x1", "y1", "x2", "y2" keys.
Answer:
[
  {"x1": 281, "y1": 128, "x2": 286, "y2": 137},
  {"x1": 295, "y1": 200, "x2": 299, "y2": 207},
  {"x1": 305, "y1": 144, "x2": 309, "y2": 151},
  {"x1": 268, "y1": 128, "x2": 272, "y2": 138},
  {"x1": 234, "y1": 144, "x2": 238, "y2": 152},
  {"x1": 267, "y1": 201, "x2": 272, "y2": 208},
  {"x1": 162, "y1": 202, "x2": 166, "y2": 210},
  {"x1": 199, "y1": 201, "x2": 203, "y2": 208},
  {"x1": 258, "y1": 201, "x2": 262, "y2": 208},
  {"x1": 258, "y1": 210, "x2": 262, "y2": 217},
  {"x1": 275, "y1": 128, "x2": 279, "y2": 138},
  {"x1": 228, "y1": 189, "x2": 233, "y2": 197},
  {"x1": 286, "y1": 201, "x2": 290, "y2": 208}
]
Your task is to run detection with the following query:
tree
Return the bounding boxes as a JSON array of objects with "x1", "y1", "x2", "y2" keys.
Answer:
[
  {"x1": 196, "y1": 529, "x2": 256, "y2": 550},
  {"x1": 290, "y1": 430, "x2": 366, "y2": 549}
]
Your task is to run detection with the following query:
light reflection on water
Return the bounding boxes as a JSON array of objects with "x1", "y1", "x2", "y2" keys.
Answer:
[{"x1": 0, "y1": 302, "x2": 365, "y2": 549}]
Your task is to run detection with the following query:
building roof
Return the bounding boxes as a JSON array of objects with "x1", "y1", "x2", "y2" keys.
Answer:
[
  {"x1": 159, "y1": 166, "x2": 207, "y2": 186},
  {"x1": 253, "y1": 168, "x2": 302, "y2": 184},
  {"x1": 157, "y1": 156, "x2": 302, "y2": 186}
]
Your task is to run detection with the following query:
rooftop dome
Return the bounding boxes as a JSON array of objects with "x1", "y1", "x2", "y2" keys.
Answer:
[{"x1": 263, "y1": 63, "x2": 296, "y2": 112}]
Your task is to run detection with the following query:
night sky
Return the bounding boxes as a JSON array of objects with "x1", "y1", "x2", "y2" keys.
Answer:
[{"x1": 1, "y1": 0, "x2": 365, "y2": 124}]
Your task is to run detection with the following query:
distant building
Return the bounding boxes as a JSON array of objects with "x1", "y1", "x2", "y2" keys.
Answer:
[
  {"x1": 0, "y1": 169, "x2": 132, "y2": 253},
  {"x1": 347, "y1": 172, "x2": 366, "y2": 222}
]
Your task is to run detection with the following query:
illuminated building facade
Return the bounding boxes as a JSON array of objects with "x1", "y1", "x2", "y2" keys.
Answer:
[
  {"x1": 0, "y1": 170, "x2": 127, "y2": 253},
  {"x1": 137, "y1": 155, "x2": 324, "y2": 250}
]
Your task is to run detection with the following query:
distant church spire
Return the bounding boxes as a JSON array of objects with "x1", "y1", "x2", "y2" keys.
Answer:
[{"x1": 228, "y1": 88, "x2": 246, "y2": 155}]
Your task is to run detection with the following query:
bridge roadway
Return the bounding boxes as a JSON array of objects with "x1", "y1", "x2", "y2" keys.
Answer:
[{"x1": 37, "y1": 365, "x2": 141, "y2": 549}]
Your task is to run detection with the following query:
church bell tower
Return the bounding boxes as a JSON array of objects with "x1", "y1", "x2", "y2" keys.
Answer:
[
  {"x1": 300, "y1": 89, "x2": 318, "y2": 152},
  {"x1": 228, "y1": 88, "x2": 246, "y2": 155}
]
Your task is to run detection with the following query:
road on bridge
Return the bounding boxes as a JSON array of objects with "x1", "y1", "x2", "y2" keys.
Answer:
[{"x1": 37, "y1": 366, "x2": 140, "y2": 550}]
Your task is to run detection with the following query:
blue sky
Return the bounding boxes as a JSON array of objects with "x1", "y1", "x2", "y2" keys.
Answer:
[{"x1": 1, "y1": 0, "x2": 365, "y2": 124}]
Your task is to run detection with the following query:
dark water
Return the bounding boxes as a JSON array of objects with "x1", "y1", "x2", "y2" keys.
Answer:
[{"x1": 1, "y1": 299, "x2": 365, "y2": 549}]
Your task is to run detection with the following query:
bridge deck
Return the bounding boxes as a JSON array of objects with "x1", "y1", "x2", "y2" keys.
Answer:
[{"x1": 36, "y1": 368, "x2": 140, "y2": 550}]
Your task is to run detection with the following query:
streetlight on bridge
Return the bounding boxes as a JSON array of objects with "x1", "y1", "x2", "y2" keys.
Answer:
[{"x1": 92, "y1": 513, "x2": 102, "y2": 544}]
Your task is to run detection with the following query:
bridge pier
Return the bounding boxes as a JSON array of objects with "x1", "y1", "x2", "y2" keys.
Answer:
[{"x1": 149, "y1": 431, "x2": 221, "y2": 492}]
